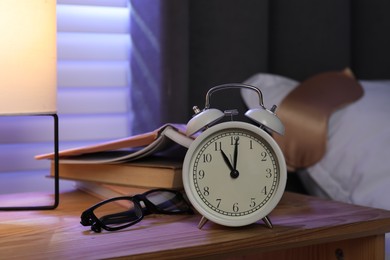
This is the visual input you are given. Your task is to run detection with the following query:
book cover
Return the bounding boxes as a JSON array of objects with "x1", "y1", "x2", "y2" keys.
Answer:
[
  {"x1": 51, "y1": 156, "x2": 184, "y2": 189},
  {"x1": 75, "y1": 181, "x2": 151, "y2": 199}
]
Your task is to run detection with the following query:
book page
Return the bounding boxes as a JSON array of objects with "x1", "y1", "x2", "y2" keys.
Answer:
[{"x1": 36, "y1": 123, "x2": 193, "y2": 163}]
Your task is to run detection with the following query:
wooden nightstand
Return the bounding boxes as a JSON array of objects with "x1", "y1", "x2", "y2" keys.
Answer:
[{"x1": 1, "y1": 190, "x2": 390, "y2": 259}]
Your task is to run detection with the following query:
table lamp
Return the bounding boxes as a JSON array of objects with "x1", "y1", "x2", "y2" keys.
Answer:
[{"x1": 0, "y1": 0, "x2": 59, "y2": 210}]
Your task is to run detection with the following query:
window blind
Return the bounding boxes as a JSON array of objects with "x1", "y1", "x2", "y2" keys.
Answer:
[
  {"x1": 57, "y1": 0, "x2": 131, "y2": 148},
  {"x1": 0, "y1": 0, "x2": 131, "y2": 193}
]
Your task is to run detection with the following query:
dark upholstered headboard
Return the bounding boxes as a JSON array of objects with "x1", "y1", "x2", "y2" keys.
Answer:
[
  {"x1": 187, "y1": 0, "x2": 390, "y2": 118},
  {"x1": 129, "y1": 0, "x2": 390, "y2": 195},
  {"x1": 129, "y1": 0, "x2": 389, "y2": 132}
]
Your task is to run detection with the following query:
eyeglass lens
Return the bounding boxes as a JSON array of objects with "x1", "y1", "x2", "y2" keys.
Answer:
[
  {"x1": 93, "y1": 199, "x2": 142, "y2": 229},
  {"x1": 145, "y1": 190, "x2": 189, "y2": 213}
]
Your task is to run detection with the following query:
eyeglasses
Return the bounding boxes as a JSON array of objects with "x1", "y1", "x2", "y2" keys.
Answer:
[{"x1": 80, "y1": 188, "x2": 194, "y2": 232}]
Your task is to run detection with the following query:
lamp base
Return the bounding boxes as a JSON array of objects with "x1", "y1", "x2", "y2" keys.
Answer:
[{"x1": 0, "y1": 114, "x2": 59, "y2": 210}]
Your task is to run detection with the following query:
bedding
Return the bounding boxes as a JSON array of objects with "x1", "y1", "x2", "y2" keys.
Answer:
[
  {"x1": 272, "y1": 69, "x2": 364, "y2": 170},
  {"x1": 242, "y1": 72, "x2": 390, "y2": 211}
]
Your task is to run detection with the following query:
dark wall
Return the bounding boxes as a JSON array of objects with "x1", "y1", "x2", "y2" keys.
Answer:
[
  {"x1": 188, "y1": 0, "x2": 269, "y2": 119},
  {"x1": 187, "y1": 0, "x2": 390, "y2": 120},
  {"x1": 352, "y1": 0, "x2": 390, "y2": 78},
  {"x1": 130, "y1": 0, "x2": 390, "y2": 132}
]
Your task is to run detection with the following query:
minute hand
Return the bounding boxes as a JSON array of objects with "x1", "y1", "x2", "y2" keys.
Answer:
[
  {"x1": 220, "y1": 142, "x2": 239, "y2": 179},
  {"x1": 233, "y1": 136, "x2": 239, "y2": 170}
]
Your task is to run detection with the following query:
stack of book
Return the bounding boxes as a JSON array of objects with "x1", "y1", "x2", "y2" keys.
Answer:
[{"x1": 36, "y1": 124, "x2": 193, "y2": 199}]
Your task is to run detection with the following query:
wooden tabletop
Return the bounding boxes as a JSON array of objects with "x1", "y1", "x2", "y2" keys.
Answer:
[{"x1": 1, "y1": 190, "x2": 390, "y2": 259}]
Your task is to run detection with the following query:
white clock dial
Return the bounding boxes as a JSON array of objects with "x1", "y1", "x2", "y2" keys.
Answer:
[{"x1": 183, "y1": 121, "x2": 286, "y2": 227}]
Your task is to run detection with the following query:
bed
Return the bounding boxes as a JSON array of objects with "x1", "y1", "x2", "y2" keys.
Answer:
[
  {"x1": 188, "y1": 0, "x2": 390, "y2": 204},
  {"x1": 186, "y1": 0, "x2": 390, "y2": 257},
  {"x1": 242, "y1": 72, "x2": 390, "y2": 209}
]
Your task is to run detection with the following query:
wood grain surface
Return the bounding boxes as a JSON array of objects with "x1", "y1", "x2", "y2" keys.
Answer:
[{"x1": 0, "y1": 190, "x2": 389, "y2": 259}]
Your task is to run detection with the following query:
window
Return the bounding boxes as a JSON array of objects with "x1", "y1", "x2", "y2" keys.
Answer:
[{"x1": 57, "y1": 0, "x2": 132, "y2": 149}]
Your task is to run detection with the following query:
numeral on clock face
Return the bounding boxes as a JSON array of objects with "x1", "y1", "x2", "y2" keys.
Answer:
[{"x1": 191, "y1": 128, "x2": 279, "y2": 217}]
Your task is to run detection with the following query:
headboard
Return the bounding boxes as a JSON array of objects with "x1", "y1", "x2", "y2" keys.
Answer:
[
  {"x1": 129, "y1": 0, "x2": 390, "y2": 200},
  {"x1": 188, "y1": 0, "x2": 390, "y2": 116}
]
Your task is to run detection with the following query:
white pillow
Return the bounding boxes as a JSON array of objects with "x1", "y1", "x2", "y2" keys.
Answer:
[
  {"x1": 242, "y1": 73, "x2": 390, "y2": 210},
  {"x1": 307, "y1": 80, "x2": 390, "y2": 209},
  {"x1": 242, "y1": 73, "x2": 298, "y2": 109}
]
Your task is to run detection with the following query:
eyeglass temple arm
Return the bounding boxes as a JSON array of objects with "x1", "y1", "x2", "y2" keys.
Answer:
[{"x1": 100, "y1": 198, "x2": 192, "y2": 225}]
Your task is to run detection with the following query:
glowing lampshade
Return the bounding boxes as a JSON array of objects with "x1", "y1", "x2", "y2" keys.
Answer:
[
  {"x1": 0, "y1": 0, "x2": 56, "y2": 115},
  {"x1": 0, "y1": 0, "x2": 58, "y2": 210}
]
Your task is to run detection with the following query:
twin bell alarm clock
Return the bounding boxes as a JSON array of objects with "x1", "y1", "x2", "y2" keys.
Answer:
[{"x1": 182, "y1": 83, "x2": 287, "y2": 229}]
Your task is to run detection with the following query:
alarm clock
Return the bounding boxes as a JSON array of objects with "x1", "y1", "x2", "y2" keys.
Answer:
[{"x1": 182, "y1": 83, "x2": 287, "y2": 229}]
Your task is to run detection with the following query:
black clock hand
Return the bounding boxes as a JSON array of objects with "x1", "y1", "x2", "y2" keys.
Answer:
[
  {"x1": 220, "y1": 148, "x2": 239, "y2": 179},
  {"x1": 220, "y1": 149, "x2": 234, "y2": 172},
  {"x1": 233, "y1": 136, "x2": 239, "y2": 170}
]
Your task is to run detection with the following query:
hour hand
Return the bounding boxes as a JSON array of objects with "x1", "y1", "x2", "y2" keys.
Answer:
[
  {"x1": 221, "y1": 148, "x2": 239, "y2": 179},
  {"x1": 220, "y1": 149, "x2": 234, "y2": 171}
]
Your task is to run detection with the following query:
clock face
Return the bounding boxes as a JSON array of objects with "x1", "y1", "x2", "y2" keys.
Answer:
[{"x1": 183, "y1": 121, "x2": 286, "y2": 226}]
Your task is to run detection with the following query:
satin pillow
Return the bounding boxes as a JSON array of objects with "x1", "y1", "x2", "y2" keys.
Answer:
[{"x1": 242, "y1": 70, "x2": 364, "y2": 170}]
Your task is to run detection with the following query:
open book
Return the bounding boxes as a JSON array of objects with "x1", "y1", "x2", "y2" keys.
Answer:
[{"x1": 36, "y1": 123, "x2": 193, "y2": 164}]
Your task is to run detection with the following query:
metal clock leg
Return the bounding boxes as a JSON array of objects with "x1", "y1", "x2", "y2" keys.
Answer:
[
  {"x1": 262, "y1": 216, "x2": 273, "y2": 229},
  {"x1": 197, "y1": 216, "x2": 209, "y2": 229}
]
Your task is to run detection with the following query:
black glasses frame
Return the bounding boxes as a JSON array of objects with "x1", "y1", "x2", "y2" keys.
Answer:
[{"x1": 80, "y1": 188, "x2": 193, "y2": 232}]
